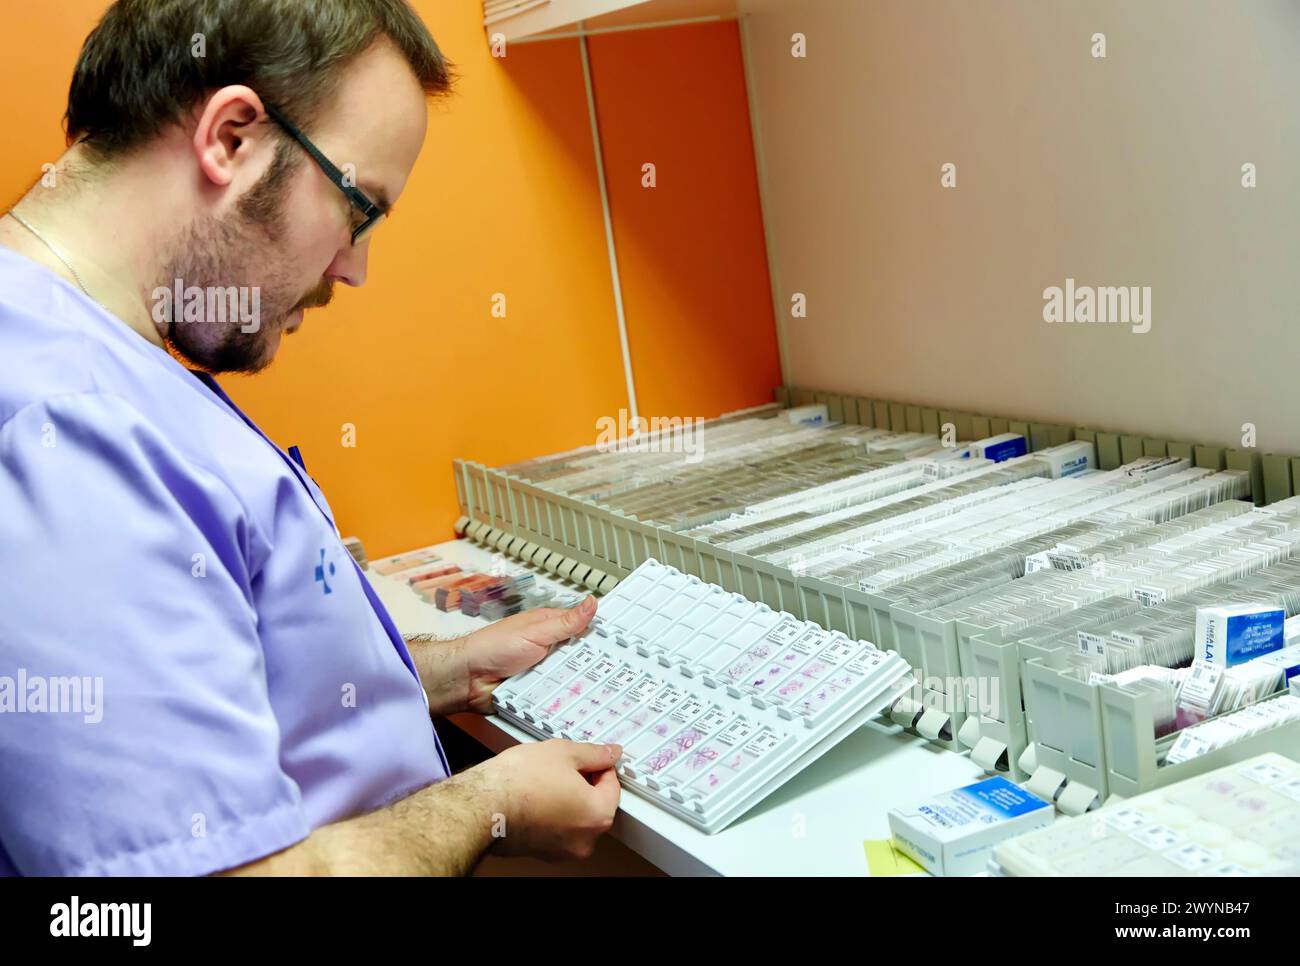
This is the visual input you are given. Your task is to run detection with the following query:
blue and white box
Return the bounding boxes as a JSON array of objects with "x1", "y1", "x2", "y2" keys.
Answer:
[
  {"x1": 1038, "y1": 440, "x2": 1097, "y2": 478},
  {"x1": 1195, "y1": 604, "x2": 1286, "y2": 667},
  {"x1": 970, "y1": 433, "x2": 1027, "y2": 463},
  {"x1": 888, "y1": 776, "x2": 1054, "y2": 877},
  {"x1": 784, "y1": 403, "x2": 828, "y2": 427}
]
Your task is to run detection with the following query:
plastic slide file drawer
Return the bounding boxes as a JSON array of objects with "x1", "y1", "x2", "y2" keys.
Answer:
[
  {"x1": 492, "y1": 558, "x2": 915, "y2": 833},
  {"x1": 992, "y1": 752, "x2": 1300, "y2": 875}
]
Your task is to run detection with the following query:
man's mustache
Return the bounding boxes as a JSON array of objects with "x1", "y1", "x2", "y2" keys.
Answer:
[{"x1": 295, "y1": 279, "x2": 334, "y2": 311}]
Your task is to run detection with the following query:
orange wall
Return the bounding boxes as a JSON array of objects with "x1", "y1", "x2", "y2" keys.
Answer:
[
  {"x1": 589, "y1": 22, "x2": 781, "y2": 420},
  {"x1": 0, "y1": 3, "x2": 779, "y2": 557}
]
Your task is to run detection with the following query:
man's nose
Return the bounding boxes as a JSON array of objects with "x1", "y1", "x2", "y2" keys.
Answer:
[{"x1": 328, "y1": 238, "x2": 369, "y2": 287}]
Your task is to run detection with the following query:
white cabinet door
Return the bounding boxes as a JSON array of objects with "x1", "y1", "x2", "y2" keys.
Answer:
[
  {"x1": 483, "y1": 0, "x2": 732, "y2": 41},
  {"x1": 483, "y1": 1, "x2": 645, "y2": 40}
]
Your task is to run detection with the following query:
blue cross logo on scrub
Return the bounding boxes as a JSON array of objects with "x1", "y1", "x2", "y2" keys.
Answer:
[
  {"x1": 315, "y1": 548, "x2": 337, "y2": 595},
  {"x1": 288, "y1": 445, "x2": 338, "y2": 596}
]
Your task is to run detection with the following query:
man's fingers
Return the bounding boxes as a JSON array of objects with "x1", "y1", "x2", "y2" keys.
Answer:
[
  {"x1": 567, "y1": 740, "x2": 622, "y2": 773},
  {"x1": 563, "y1": 595, "x2": 597, "y2": 632},
  {"x1": 505, "y1": 607, "x2": 557, "y2": 628},
  {"x1": 588, "y1": 765, "x2": 622, "y2": 812},
  {"x1": 527, "y1": 596, "x2": 598, "y2": 644}
]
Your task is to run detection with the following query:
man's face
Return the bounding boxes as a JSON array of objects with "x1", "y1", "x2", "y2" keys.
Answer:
[{"x1": 159, "y1": 40, "x2": 429, "y2": 374}]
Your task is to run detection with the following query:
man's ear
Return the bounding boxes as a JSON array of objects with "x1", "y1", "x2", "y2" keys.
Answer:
[{"x1": 193, "y1": 86, "x2": 268, "y2": 188}]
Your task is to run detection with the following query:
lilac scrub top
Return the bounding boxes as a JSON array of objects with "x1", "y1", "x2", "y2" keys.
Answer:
[{"x1": 0, "y1": 246, "x2": 449, "y2": 875}]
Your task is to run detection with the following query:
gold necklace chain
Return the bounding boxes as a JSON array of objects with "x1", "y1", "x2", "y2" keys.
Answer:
[{"x1": 5, "y1": 210, "x2": 93, "y2": 297}]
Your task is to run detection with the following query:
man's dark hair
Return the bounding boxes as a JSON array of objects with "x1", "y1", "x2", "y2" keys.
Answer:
[{"x1": 65, "y1": 0, "x2": 454, "y2": 159}]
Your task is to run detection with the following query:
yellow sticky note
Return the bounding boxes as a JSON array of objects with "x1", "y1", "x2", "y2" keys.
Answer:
[{"x1": 863, "y1": 839, "x2": 925, "y2": 876}]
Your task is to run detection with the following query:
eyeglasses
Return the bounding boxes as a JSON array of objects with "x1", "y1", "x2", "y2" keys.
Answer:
[{"x1": 262, "y1": 102, "x2": 388, "y2": 245}]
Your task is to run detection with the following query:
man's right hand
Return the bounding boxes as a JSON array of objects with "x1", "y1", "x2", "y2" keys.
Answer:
[
  {"x1": 481, "y1": 739, "x2": 622, "y2": 862},
  {"x1": 218, "y1": 738, "x2": 624, "y2": 875}
]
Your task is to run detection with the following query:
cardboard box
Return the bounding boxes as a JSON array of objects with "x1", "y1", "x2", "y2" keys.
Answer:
[{"x1": 889, "y1": 776, "x2": 1054, "y2": 877}]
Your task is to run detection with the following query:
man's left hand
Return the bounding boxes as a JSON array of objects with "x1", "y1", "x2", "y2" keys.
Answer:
[{"x1": 460, "y1": 596, "x2": 598, "y2": 715}]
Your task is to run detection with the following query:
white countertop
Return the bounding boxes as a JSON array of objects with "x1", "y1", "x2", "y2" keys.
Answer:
[{"x1": 366, "y1": 538, "x2": 986, "y2": 876}]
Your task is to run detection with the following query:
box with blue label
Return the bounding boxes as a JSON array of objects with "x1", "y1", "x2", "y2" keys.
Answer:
[
  {"x1": 969, "y1": 433, "x2": 1027, "y2": 463},
  {"x1": 784, "y1": 403, "x2": 828, "y2": 426},
  {"x1": 888, "y1": 776, "x2": 1054, "y2": 876},
  {"x1": 1195, "y1": 604, "x2": 1286, "y2": 667}
]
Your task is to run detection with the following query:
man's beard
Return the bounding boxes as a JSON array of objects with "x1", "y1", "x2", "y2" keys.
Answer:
[{"x1": 155, "y1": 143, "x2": 333, "y2": 374}]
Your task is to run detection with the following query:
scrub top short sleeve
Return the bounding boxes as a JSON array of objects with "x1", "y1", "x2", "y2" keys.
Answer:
[{"x1": 0, "y1": 392, "x2": 310, "y2": 875}]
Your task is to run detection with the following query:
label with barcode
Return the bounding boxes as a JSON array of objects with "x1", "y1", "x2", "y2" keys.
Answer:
[
  {"x1": 1164, "y1": 843, "x2": 1218, "y2": 871},
  {"x1": 650, "y1": 685, "x2": 684, "y2": 713},
  {"x1": 1276, "y1": 779, "x2": 1300, "y2": 803},
  {"x1": 1130, "y1": 824, "x2": 1184, "y2": 851},
  {"x1": 1178, "y1": 660, "x2": 1221, "y2": 709},
  {"x1": 765, "y1": 618, "x2": 802, "y2": 646},
  {"x1": 628, "y1": 676, "x2": 660, "y2": 703},
  {"x1": 1168, "y1": 732, "x2": 1214, "y2": 763},
  {"x1": 717, "y1": 718, "x2": 755, "y2": 746},
  {"x1": 695, "y1": 706, "x2": 731, "y2": 733},
  {"x1": 563, "y1": 648, "x2": 597, "y2": 672},
  {"x1": 1077, "y1": 631, "x2": 1106, "y2": 659},
  {"x1": 791, "y1": 628, "x2": 828, "y2": 654},
  {"x1": 1103, "y1": 808, "x2": 1151, "y2": 832},
  {"x1": 670, "y1": 695, "x2": 707, "y2": 722},
  {"x1": 611, "y1": 666, "x2": 639, "y2": 688},
  {"x1": 1048, "y1": 551, "x2": 1089, "y2": 571},
  {"x1": 1133, "y1": 586, "x2": 1167, "y2": 606},
  {"x1": 584, "y1": 657, "x2": 618, "y2": 682},
  {"x1": 1239, "y1": 761, "x2": 1287, "y2": 785}
]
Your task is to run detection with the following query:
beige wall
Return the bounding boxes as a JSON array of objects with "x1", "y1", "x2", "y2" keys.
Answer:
[{"x1": 739, "y1": 0, "x2": 1300, "y2": 451}]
